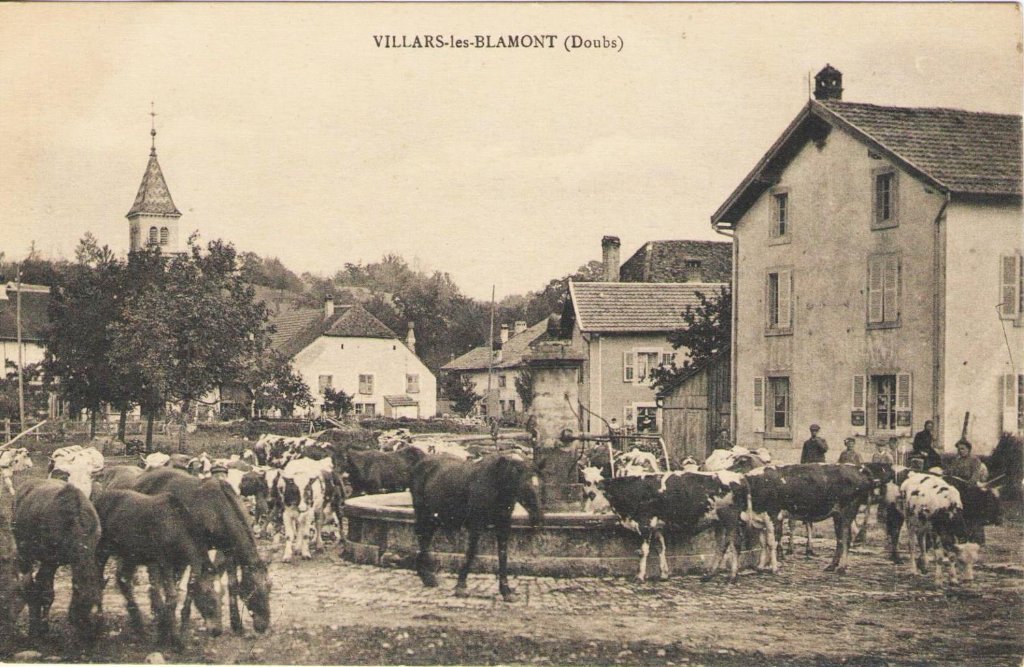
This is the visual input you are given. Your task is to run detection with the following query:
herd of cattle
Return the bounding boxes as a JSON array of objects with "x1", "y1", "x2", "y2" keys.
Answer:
[{"x1": 0, "y1": 429, "x2": 1010, "y2": 653}]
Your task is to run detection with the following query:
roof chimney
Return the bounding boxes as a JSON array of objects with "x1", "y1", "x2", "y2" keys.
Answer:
[
  {"x1": 406, "y1": 321, "x2": 416, "y2": 353},
  {"x1": 500, "y1": 324, "x2": 510, "y2": 345},
  {"x1": 601, "y1": 235, "x2": 621, "y2": 282},
  {"x1": 814, "y1": 64, "x2": 843, "y2": 101},
  {"x1": 514, "y1": 320, "x2": 527, "y2": 336},
  {"x1": 324, "y1": 294, "x2": 335, "y2": 318}
]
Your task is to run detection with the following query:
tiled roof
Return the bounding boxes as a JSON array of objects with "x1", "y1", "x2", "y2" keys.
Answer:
[
  {"x1": 0, "y1": 284, "x2": 50, "y2": 342},
  {"x1": 268, "y1": 304, "x2": 397, "y2": 358},
  {"x1": 713, "y1": 99, "x2": 1022, "y2": 227},
  {"x1": 819, "y1": 101, "x2": 1022, "y2": 196},
  {"x1": 442, "y1": 320, "x2": 549, "y2": 371},
  {"x1": 619, "y1": 240, "x2": 732, "y2": 283},
  {"x1": 568, "y1": 280, "x2": 727, "y2": 333},
  {"x1": 384, "y1": 395, "x2": 419, "y2": 407},
  {"x1": 126, "y1": 152, "x2": 181, "y2": 218}
]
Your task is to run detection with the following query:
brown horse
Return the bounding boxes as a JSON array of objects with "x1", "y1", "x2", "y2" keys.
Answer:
[
  {"x1": 411, "y1": 454, "x2": 543, "y2": 602},
  {"x1": 92, "y1": 489, "x2": 223, "y2": 649},
  {"x1": 13, "y1": 479, "x2": 104, "y2": 642},
  {"x1": 132, "y1": 468, "x2": 271, "y2": 633}
]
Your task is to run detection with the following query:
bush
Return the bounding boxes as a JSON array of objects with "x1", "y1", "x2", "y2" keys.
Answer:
[{"x1": 357, "y1": 417, "x2": 485, "y2": 435}]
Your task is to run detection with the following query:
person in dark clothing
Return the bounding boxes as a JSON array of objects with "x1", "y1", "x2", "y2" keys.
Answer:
[
  {"x1": 801, "y1": 424, "x2": 828, "y2": 463},
  {"x1": 912, "y1": 420, "x2": 942, "y2": 470}
]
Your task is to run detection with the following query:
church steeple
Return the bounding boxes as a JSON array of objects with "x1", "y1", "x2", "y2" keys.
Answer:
[{"x1": 127, "y1": 104, "x2": 183, "y2": 254}]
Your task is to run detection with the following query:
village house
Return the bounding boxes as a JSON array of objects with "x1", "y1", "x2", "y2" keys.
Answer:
[
  {"x1": 712, "y1": 65, "x2": 1023, "y2": 459},
  {"x1": 0, "y1": 282, "x2": 49, "y2": 372},
  {"x1": 441, "y1": 319, "x2": 549, "y2": 418},
  {"x1": 553, "y1": 236, "x2": 729, "y2": 435},
  {"x1": 268, "y1": 296, "x2": 436, "y2": 419}
]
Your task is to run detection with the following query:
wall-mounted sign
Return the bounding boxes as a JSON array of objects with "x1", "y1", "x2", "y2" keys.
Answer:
[
  {"x1": 897, "y1": 411, "x2": 912, "y2": 427},
  {"x1": 851, "y1": 410, "x2": 865, "y2": 426}
]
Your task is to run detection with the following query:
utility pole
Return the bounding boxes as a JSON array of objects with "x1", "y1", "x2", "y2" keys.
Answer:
[
  {"x1": 486, "y1": 284, "x2": 495, "y2": 418},
  {"x1": 15, "y1": 265, "x2": 25, "y2": 433}
]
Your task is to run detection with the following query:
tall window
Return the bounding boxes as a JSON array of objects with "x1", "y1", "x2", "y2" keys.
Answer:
[
  {"x1": 149, "y1": 226, "x2": 158, "y2": 245},
  {"x1": 874, "y1": 375, "x2": 897, "y2": 431},
  {"x1": 498, "y1": 374, "x2": 507, "y2": 388},
  {"x1": 636, "y1": 352, "x2": 660, "y2": 382},
  {"x1": 159, "y1": 227, "x2": 169, "y2": 245},
  {"x1": 358, "y1": 374, "x2": 374, "y2": 395},
  {"x1": 1002, "y1": 373, "x2": 1024, "y2": 433},
  {"x1": 771, "y1": 190, "x2": 790, "y2": 239},
  {"x1": 873, "y1": 170, "x2": 898, "y2": 228},
  {"x1": 868, "y1": 254, "x2": 900, "y2": 326},
  {"x1": 766, "y1": 269, "x2": 792, "y2": 332},
  {"x1": 767, "y1": 377, "x2": 790, "y2": 433},
  {"x1": 636, "y1": 406, "x2": 658, "y2": 433},
  {"x1": 318, "y1": 374, "x2": 333, "y2": 393},
  {"x1": 406, "y1": 373, "x2": 420, "y2": 394},
  {"x1": 1000, "y1": 254, "x2": 1023, "y2": 319}
]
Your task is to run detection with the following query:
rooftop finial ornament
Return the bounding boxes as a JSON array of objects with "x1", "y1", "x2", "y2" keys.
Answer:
[{"x1": 149, "y1": 101, "x2": 158, "y2": 156}]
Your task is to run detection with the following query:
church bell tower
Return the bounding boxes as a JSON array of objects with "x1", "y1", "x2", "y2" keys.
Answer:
[{"x1": 127, "y1": 105, "x2": 184, "y2": 255}]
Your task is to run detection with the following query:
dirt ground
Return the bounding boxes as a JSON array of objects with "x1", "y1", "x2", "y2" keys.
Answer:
[{"x1": 4, "y1": 451, "x2": 1023, "y2": 665}]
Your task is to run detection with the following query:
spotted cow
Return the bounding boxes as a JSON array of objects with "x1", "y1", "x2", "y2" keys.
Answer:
[
  {"x1": 277, "y1": 457, "x2": 331, "y2": 561},
  {"x1": 0, "y1": 447, "x2": 33, "y2": 494},
  {"x1": 599, "y1": 471, "x2": 749, "y2": 582},
  {"x1": 254, "y1": 434, "x2": 321, "y2": 468}
]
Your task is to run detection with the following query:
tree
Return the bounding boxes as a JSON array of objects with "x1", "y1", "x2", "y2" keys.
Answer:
[
  {"x1": 440, "y1": 373, "x2": 481, "y2": 416},
  {"x1": 514, "y1": 369, "x2": 537, "y2": 412},
  {"x1": 650, "y1": 286, "x2": 732, "y2": 396},
  {"x1": 0, "y1": 362, "x2": 48, "y2": 426},
  {"x1": 246, "y1": 352, "x2": 312, "y2": 418},
  {"x1": 109, "y1": 240, "x2": 271, "y2": 450},
  {"x1": 322, "y1": 387, "x2": 353, "y2": 418}
]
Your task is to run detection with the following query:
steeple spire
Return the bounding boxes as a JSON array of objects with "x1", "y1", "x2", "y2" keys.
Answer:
[{"x1": 150, "y1": 101, "x2": 158, "y2": 156}]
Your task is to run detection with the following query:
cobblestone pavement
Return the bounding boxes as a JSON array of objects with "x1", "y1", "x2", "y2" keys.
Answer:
[{"x1": 16, "y1": 522, "x2": 1024, "y2": 665}]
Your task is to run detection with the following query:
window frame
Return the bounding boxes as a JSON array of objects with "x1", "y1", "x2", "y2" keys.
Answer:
[
  {"x1": 317, "y1": 374, "x2": 333, "y2": 394},
  {"x1": 358, "y1": 373, "x2": 374, "y2": 395},
  {"x1": 872, "y1": 168, "x2": 899, "y2": 230},
  {"x1": 764, "y1": 375, "x2": 791, "y2": 440},
  {"x1": 159, "y1": 227, "x2": 169, "y2": 246},
  {"x1": 406, "y1": 373, "x2": 420, "y2": 394},
  {"x1": 769, "y1": 187, "x2": 791, "y2": 244},
  {"x1": 867, "y1": 253, "x2": 901, "y2": 329},
  {"x1": 999, "y1": 253, "x2": 1023, "y2": 323},
  {"x1": 765, "y1": 267, "x2": 793, "y2": 335},
  {"x1": 148, "y1": 226, "x2": 158, "y2": 245}
]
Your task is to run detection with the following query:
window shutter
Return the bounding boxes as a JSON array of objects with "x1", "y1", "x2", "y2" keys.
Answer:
[
  {"x1": 1003, "y1": 374, "x2": 1019, "y2": 433},
  {"x1": 778, "y1": 270, "x2": 792, "y2": 329},
  {"x1": 1001, "y1": 255, "x2": 1021, "y2": 318},
  {"x1": 868, "y1": 257, "x2": 884, "y2": 323},
  {"x1": 623, "y1": 351, "x2": 634, "y2": 382},
  {"x1": 851, "y1": 375, "x2": 866, "y2": 436},
  {"x1": 896, "y1": 372, "x2": 912, "y2": 434},
  {"x1": 883, "y1": 256, "x2": 899, "y2": 322},
  {"x1": 753, "y1": 377, "x2": 765, "y2": 433}
]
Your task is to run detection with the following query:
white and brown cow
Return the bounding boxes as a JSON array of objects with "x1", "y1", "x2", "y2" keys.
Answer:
[
  {"x1": 897, "y1": 472, "x2": 983, "y2": 585},
  {"x1": 277, "y1": 457, "x2": 329, "y2": 562},
  {"x1": 0, "y1": 447, "x2": 33, "y2": 494},
  {"x1": 254, "y1": 434, "x2": 320, "y2": 468},
  {"x1": 598, "y1": 470, "x2": 749, "y2": 582},
  {"x1": 48, "y1": 445, "x2": 105, "y2": 498}
]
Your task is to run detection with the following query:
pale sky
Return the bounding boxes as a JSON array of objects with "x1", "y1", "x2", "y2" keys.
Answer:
[{"x1": 1, "y1": 3, "x2": 1020, "y2": 300}]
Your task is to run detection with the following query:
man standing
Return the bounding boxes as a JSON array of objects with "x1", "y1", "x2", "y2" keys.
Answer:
[
  {"x1": 838, "y1": 437, "x2": 862, "y2": 464},
  {"x1": 801, "y1": 424, "x2": 828, "y2": 463},
  {"x1": 912, "y1": 420, "x2": 942, "y2": 470}
]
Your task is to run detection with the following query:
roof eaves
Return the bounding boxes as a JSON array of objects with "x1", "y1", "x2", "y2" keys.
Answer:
[{"x1": 567, "y1": 279, "x2": 587, "y2": 332}]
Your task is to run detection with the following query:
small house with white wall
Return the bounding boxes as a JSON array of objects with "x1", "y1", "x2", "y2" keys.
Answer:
[
  {"x1": 0, "y1": 282, "x2": 50, "y2": 371},
  {"x1": 270, "y1": 297, "x2": 436, "y2": 419}
]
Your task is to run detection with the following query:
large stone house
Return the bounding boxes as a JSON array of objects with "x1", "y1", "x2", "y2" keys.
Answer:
[
  {"x1": 441, "y1": 319, "x2": 549, "y2": 417},
  {"x1": 268, "y1": 297, "x2": 436, "y2": 419},
  {"x1": 712, "y1": 65, "x2": 1022, "y2": 459}
]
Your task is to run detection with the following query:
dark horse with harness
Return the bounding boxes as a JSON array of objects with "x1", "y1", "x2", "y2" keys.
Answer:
[
  {"x1": 13, "y1": 478, "x2": 104, "y2": 642},
  {"x1": 411, "y1": 454, "x2": 543, "y2": 602},
  {"x1": 131, "y1": 468, "x2": 272, "y2": 634},
  {"x1": 92, "y1": 488, "x2": 224, "y2": 648}
]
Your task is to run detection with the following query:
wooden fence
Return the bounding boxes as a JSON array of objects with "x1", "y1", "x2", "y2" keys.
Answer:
[{"x1": 2, "y1": 418, "x2": 177, "y2": 445}]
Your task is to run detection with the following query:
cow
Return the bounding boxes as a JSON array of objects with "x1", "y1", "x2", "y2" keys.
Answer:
[
  {"x1": 0, "y1": 447, "x2": 33, "y2": 494},
  {"x1": 254, "y1": 434, "x2": 321, "y2": 468},
  {"x1": 702, "y1": 446, "x2": 772, "y2": 473},
  {"x1": 743, "y1": 464, "x2": 877, "y2": 575},
  {"x1": 345, "y1": 446, "x2": 425, "y2": 496},
  {"x1": 277, "y1": 458, "x2": 329, "y2": 562},
  {"x1": 598, "y1": 470, "x2": 749, "y2": 583},
  {"x1": 897, "y1": 472, "x2": 983, "y2": 585},
  {"x1": 142, "y1": 452, "x2": 172, "y2": 470},
  {"x1": 580, "y1": 466, "x2": 611, "y2": 514},
  {"x1": 615, "y1": 448, "x2": 663, "y2": 477},
  {"x1": 48, "y1": 445, "x2": 104, "y2": 498}
]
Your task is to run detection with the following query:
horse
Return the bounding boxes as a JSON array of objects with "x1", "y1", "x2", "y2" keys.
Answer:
[
  {"x1": 12, "y1": 478, "x2": 104, "y2": 642},
  {"x1": 92, "y1": 489, "x2": 223, "y2": 648},
  {"x1": 410, "y1": 454, "x2": 543, "y2": 602},
  {"x1": 131, "y1": 468, "x2": 272, "y2": 634}
]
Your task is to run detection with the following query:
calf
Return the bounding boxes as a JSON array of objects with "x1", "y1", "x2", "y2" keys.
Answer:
[
  {"x1": 599, "y1": 471, "x2": 748, "y2": 582},
  {"x1": 898, "y1": 472, "x2": 981, "y2": 585},
  {"x1": 0, "y1": 447, "x2": 33, "y2": 494},
  {"x1": 744, "y1": 464, "x2": 875, "y2": 575},
  {"x1": 277, "y1": 458, "x2": 327, "y2": 562}
]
